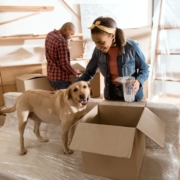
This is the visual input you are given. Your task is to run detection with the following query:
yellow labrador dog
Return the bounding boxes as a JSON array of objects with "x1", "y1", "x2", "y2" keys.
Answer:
[{"x1": 0, "y1": 81, "x2": 91, "y2": 155}]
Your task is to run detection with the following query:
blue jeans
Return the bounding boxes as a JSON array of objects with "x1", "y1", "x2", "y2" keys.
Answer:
[{"x1": 49, "y1": 80, "x2": 71, "y2": 90}]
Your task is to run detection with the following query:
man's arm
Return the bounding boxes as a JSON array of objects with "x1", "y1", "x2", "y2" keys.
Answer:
[{"x1": 57, "y1": 40, "x2": 78, "y2": 75}]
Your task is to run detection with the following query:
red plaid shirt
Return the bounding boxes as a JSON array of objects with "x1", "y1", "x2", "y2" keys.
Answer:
[{"x1": 45, "y1": 29, "x2": 77, "y2": 82}]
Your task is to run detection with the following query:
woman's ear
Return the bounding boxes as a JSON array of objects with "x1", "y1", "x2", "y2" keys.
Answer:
[{"x1": 111, "y1": 34, "x2": 115, "y2": 41}]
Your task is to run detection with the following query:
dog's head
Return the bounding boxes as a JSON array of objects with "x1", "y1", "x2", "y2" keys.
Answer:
[{"x1": 66, "y1": 81, "x2": 91, "y2": 106}]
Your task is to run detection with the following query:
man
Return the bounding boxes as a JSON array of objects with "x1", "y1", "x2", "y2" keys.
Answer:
[{"x1": 45, "y1": 22, "x2": 80, "y2": 90}]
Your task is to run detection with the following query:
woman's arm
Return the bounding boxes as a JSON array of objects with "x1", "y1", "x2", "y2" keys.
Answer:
[
  {"x1": 134, "y1": 43, "x2": 149, "y2": 86},
  {"x1": 73, "y1": 48, "x2": 99, "y2": 82}
]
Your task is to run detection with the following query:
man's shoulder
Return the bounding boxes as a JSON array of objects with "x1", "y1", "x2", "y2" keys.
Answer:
[
  {"x1": 46, "y1": 30, "x2": 63, "y2": 41},
  {"x1": 47, "y1": 29, "x2": 55, "y2": 36}
]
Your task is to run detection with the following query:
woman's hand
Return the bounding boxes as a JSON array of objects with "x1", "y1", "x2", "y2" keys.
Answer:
[{"x1": 132, "y1": 80, "x2": 140, "y2": 94}]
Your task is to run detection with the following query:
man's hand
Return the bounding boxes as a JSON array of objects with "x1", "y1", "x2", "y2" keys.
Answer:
[
  {"x1": 75, "y1": 69, "x2": 81, "y2": 77},
  {"x1": 132, "y1": 80, "x2": 140, "y2": 94}
]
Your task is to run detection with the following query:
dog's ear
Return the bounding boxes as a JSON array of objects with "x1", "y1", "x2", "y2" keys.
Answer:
[
  {"x1": 65, "y1": 87, "x2": 71, "y2": 100},
  {"x1": 87, "y1": 82, "x2": 93, "y2": 96}
]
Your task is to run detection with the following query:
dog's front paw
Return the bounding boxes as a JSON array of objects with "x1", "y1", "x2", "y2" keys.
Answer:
[
  {"x1": 64, "y1": 149, "x2": 73, "y2": 155},
  {"x1": 19, "y1": 148, "x2": 27, "y2": 155}
]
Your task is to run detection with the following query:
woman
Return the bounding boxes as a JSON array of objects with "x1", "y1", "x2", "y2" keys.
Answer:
[{"x1": 74, "y1": 16, "x2": 149, "y2": 101}]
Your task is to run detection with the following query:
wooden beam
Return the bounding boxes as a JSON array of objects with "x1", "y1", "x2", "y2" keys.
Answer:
[
  {"x1": 0, "y1": 33, "x2": 83, "y2": 40},
  {"x1": 155, "y1": 78, "x2": 180, "y2": 82},
  {"x1": 71, "y1": 39, "x2": 86, "y2": 42},
  {"x1": 0, "y1": 62, "x2": 46, "y2": 68},
  {"x1": 0, "y1": 6, "x2": 54, "y2": 12},
  {"x1": 0, "y1": 34, "x2": 46, "y2": 40},
  {"x1": 0, "y1": 13, "x2": 39, "y2": 26},
  {"x1": 72, "y1": 33, "x2": 83, "y2": 37},
  {"x1": 156, "y1": 50, "x2": 180, "y2": 55},
  {"x1": 159, "y1": 25, "x2": 180, "y2": 30},
  {"x1": 62, "y1": 0, "x2": 80, "y2": 19}
]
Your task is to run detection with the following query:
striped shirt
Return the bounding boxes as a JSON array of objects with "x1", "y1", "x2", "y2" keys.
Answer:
[{"x1": 45, "y1": 29, "x2": 77, "y2": 82}]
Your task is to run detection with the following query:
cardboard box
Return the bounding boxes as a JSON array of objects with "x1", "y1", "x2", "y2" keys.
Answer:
[
  {"x1": 16, "y1": 74, "x2": 52, "y2": 92},
  {"x1": 70, "y1": 100, "x2": 165, "y2": 180},
  {"x1": 0, "y1": 115, "x2": 6, "y2": 127},
  {"x1": 70, "y1": 59, "x2": 88, "y2": 72},
  {"x1": 70, "y1": 58, "x2": 105, "y2": 98},
  {"x1": 0, "y1": 87, "x2": 4, "y2": 107},
  {"x1": 0, "y1": 106, "x2": 6, "y2": 127},
  {"x1": 71, "y1": 71, "x2": 103, "y2": 98},
  {"x1": 70, "y1": 59, "x2": 103, "y2": 98},
  {"x1": 124, "y1": 26, "x2": 151, "y2": 64}
]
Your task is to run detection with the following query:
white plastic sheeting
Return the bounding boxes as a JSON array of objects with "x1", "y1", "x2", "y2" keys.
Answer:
[
  {"x1": 0, "y1": 92, "x2": 179, "y2": 180},
  {"x1": 148, "y1": 0, "x2": 180, "y2": 106}
]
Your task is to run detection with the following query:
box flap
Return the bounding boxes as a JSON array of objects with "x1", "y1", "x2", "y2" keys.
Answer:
[
  {"x1": 70, "y1": 123, "x2": 136, "y2": 158},
  {"x1": 137, "y1": 107, "x2": 165, "y2": 148},
  {"x1": 99, "y1": 100, "x2": 146, "y2": 107},
  {"x1": 71, "y1": 63, "x2": 86, "y2": 71},
  {"x1": 70, "y1": 60, "x2": 87, "y2": 71},
  {"x1": 79, "y1": 105, "x2": 99, "y2": 123},
  {"x1": 16, "y1": 74, "x2": 46, "y2": 81}
]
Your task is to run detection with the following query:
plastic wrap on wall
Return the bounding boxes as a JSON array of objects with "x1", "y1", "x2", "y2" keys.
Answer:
[
  {"x1": 0, "y1": 92, "x2": 179, "y2": 180},
  {"x1": 148, "y1": 0, "x2": 180, "y2": 106},
  {"x1": 82, "y1": 40, "x2": 95, "y2": 59}
]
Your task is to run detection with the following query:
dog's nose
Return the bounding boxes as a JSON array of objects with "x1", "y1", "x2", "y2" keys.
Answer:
[{"x1": 79, "y1": 94, "x2": 85, "y2": 99}]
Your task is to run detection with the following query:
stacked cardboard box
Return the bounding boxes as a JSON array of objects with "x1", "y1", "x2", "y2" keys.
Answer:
[
  {"x1": 71, "y1": 59, "x2": 104, "y2": 98},
  {"x1": 16, "y1": 74, "x2": 53, "y2": 92}
]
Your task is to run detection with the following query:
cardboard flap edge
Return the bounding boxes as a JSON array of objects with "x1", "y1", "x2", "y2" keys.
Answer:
[{"x1": 137, "y1": 107, "x2": 165, "y2": 148}]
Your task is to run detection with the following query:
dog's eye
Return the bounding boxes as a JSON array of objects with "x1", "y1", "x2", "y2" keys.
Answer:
[
  {"x1": 73, "y1": 88, "x2": 78, "y2": 92},
  {"x1": 83, "y1": 85, "x2": 87, "y2": 89}
]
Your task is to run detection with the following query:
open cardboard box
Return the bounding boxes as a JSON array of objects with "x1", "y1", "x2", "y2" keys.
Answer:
[
  {"x1": 16, "y1": 74, "x2": 53, "y2": 92},
  {"x1": 70, "y1": 100, "x2": 165, "y2": 180}
]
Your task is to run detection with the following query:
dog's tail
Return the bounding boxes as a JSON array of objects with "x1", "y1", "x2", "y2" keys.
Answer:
[{"x1": 0, "y1": 103, "x2": 16, "y2": 115}]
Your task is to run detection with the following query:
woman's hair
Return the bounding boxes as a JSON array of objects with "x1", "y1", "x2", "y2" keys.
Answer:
[{"x1": 90, "y1": 16, "x2": 126, "y2": 50}]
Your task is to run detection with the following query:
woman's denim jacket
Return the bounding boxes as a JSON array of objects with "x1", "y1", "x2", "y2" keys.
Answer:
[{"x1": 75, "y1": 39, "x2": 149, "y2": 99}]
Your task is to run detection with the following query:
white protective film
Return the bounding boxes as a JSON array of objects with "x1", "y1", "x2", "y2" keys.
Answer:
[{"x1": 0, "y1": 92, "x2": 179, "y2": 180}]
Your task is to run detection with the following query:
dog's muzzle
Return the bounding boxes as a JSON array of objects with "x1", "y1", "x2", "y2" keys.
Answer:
[{"x1": 79, "y1": 94, "x2": 89, "y2": 105}]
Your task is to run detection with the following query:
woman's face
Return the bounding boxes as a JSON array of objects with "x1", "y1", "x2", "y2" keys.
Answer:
[{"x1": 91, "y1": 32, "x2": 114, "y2": 53}]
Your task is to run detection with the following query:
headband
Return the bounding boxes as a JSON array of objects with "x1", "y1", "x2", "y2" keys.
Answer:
[{"x1": 88, "y1": 21, "x2": 116, "y2": 34}]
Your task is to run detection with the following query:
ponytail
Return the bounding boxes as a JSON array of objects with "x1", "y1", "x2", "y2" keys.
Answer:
[{"x1": 115, "y1": 28, "x2": 126, "y2": 51}]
